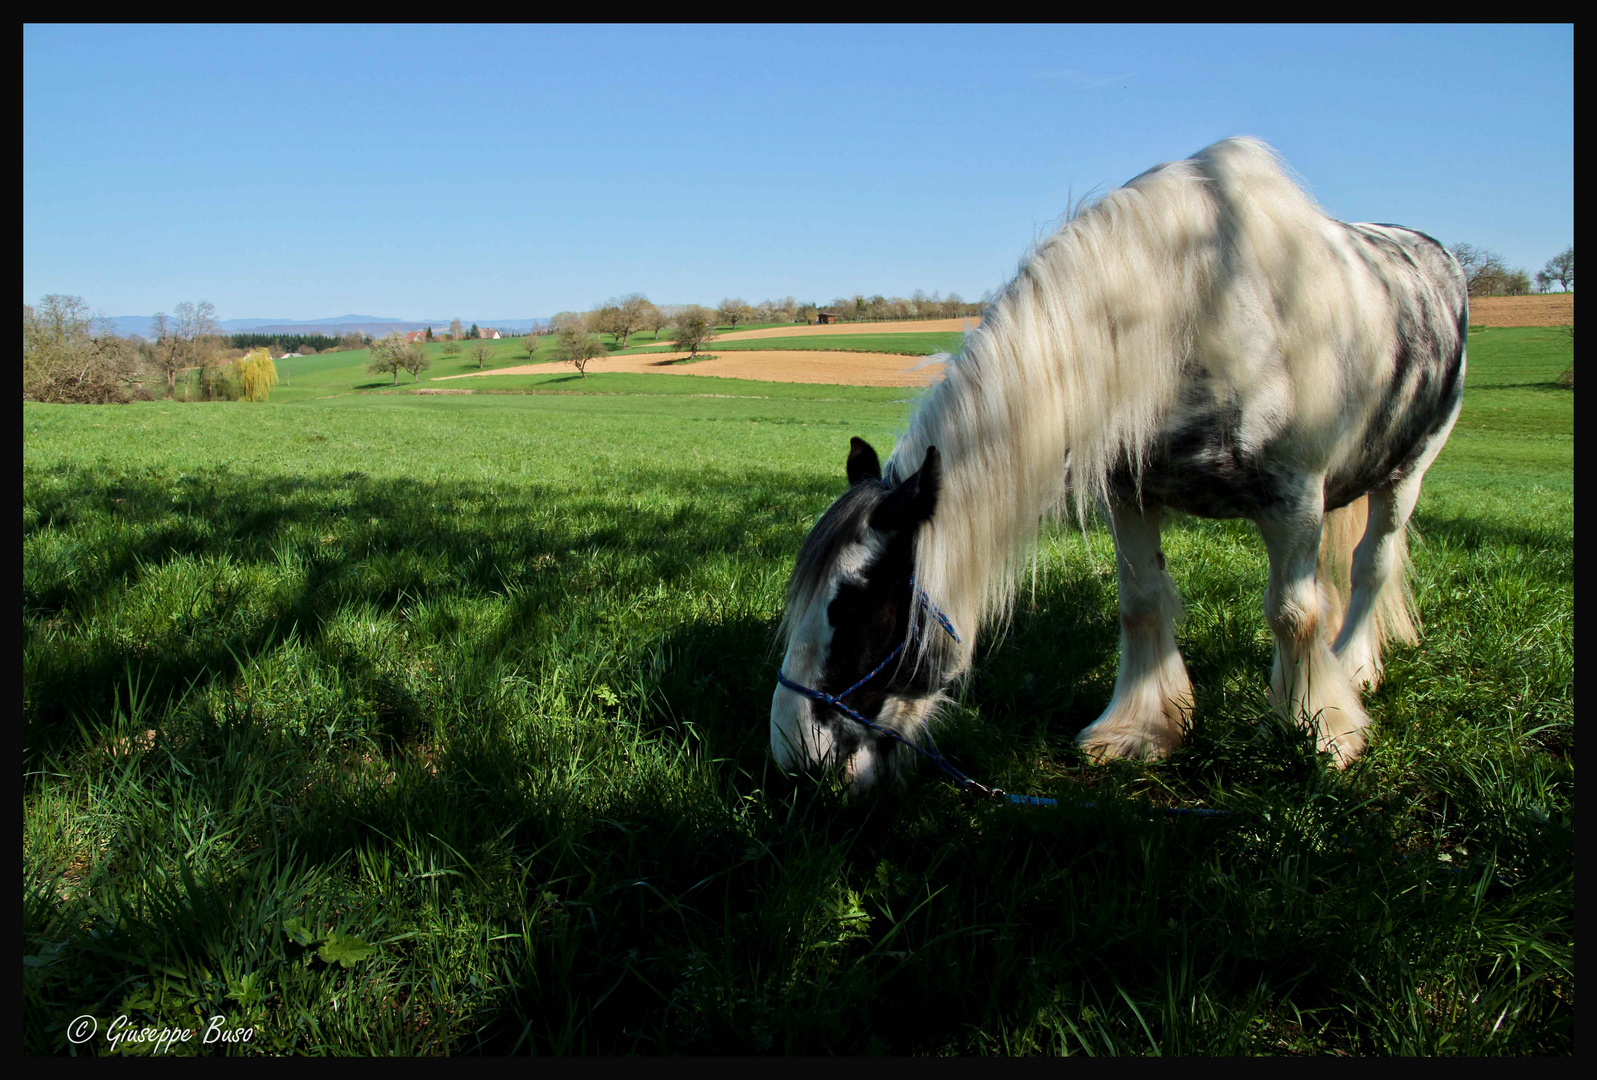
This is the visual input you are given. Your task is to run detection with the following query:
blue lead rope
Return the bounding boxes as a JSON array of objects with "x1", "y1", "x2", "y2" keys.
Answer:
[{"x1": 777, "y1": 580, "x2": 1057, "y2": 807}]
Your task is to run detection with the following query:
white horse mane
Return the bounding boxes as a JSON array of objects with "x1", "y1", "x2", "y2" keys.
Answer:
[{"x1": 891, "y1": 136, "x2": 1389, "y2": 674}]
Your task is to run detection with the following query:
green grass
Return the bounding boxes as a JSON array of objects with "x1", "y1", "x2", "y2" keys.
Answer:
[
  {"x1": 254, "y1": 338, "x2": 553, "y2": 402},
  {"x1": 23, "y1": 327, "x2": 1572, "y2": 1054}
]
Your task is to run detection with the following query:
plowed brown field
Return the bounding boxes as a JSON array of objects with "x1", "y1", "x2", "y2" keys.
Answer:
[
  {"x1": 437, "y1": 350, "x2": 945, "y2": 388},
  {"x1": 1470, "y1": 294, "x2": 1574, "y2": 327}
]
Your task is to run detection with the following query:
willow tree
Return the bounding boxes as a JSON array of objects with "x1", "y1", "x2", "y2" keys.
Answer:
[{"x1": 237, "y1": 347, "x2": 278, "y2": 401}]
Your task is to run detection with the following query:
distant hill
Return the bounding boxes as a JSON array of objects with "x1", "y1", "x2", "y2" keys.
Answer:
[{"x1": 107, "y1": 315, "x2": 549, "y2": 339}]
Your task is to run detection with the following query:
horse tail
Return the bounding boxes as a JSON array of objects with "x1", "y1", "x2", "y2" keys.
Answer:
[{"x1": 1317, "y1": 496, "x2": 1420, "y2": 650}]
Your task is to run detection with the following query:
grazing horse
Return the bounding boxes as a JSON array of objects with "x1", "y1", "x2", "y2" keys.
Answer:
[{"x1": 771, "y1": 137, "x2": 1467, "y2": 789}]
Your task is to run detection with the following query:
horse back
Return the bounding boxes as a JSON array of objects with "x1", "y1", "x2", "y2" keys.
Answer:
[{"x1": 1127, "y1": 220, "x2": 1468, "y2": 520}]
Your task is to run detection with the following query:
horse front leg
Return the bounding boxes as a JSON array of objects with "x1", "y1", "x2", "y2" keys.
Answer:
[
  {"x1": 1076, "y1": 500, "x2": 1193, "y2": 761},
  {"x1": 1258, "y1": 496, "x2": 1372, "y2": 766}
]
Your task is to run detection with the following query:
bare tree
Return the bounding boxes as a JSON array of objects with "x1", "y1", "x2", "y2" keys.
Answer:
[
  {"x1": 174, "y1": 300, "x2": 219, "y2": 351},
  {"x1": 367, "y1": 332, "x2": 410, "y2": 385},
  {"x1": 23, "y1": 295, "x2": 136, "y2": 403},
  {"x1": 149, "y1": 311, "x2": 179, "y2": 393},
  {"x1": 148, "y1": 300, "x2": 219, "y2": 396},
  {"x1": 586, "y1": 304, "x2": 622, "y2": 345},
  {"x1": 605, "y1": 293, "x2": 654, "y2": 349},
  {"x1": 645, "y1": 301, "x2": 671, "y2": 340},
  {"x1": 469, "y1": 339, "x2": 493, "y2": 370},
  {"x1": 448, "y1": 318, "x2": 464, "y2": 342},
  {"x1": 671, "y1": 306, "x2": 717, "y2": 359},
  {"x1": 556, "y1": 324, "x2": 605, "y2": 377},
  {"x1": 1503, "y1": 269, "x2": 1533, "y2": 296},
  {"x1": 173, "y1": 300, "x2": 222, "y2": 396},
  {"x1": 716, "y1": 297, "x2": 750, "y2": 328},
  {"x1": 549, "y1": 311, "x2": 584, "y2": 336},
  {"x1": 400, "y1": 339, "x2": 431, "y2": 381},
  {"x1": 1450, "y1": 243, "x2": 1512, "y2": 297},
  {"x1": 522, "y1": 333, "x2": 540, "y2": 359},
  {"x1": 1538, "y1": 246, "x2": 1574, "y2": 292},
  {"x1": 762, "y1": 295, "x2": 797, "y2": 323}
]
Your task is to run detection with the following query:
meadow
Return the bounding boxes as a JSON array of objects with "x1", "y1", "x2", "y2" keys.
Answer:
[{"x1": 22, "y1": 326, "x2": 1572, "y2": 1054}]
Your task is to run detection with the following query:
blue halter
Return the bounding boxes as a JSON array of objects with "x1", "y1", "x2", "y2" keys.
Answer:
[{"x1": 777, "y1": 579, "x2": 1057, "y2": 807}]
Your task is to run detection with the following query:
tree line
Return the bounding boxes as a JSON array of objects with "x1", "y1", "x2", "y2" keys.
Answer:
[
  {"x1": 79, "y1": 249, "x2": 1578, "y2": 403},
  {"x1": 533, "y1": 290, "x2": 988, "y2": 377},
  {"x1": 538, "y1": 287, "x2": 974, "y2": 379},
  {"x1": 229, "y1": 331, "x2": 369, "y2": 354},
  {"x1": 23, "y1": 295, "x2": 141, "y2": 404},
  {"x1": 1451, "y1": 243, "x2": 1574, "y2": 297},
  {"x1": 23, "y1": 295, "x2": 285, "y2": 404}
]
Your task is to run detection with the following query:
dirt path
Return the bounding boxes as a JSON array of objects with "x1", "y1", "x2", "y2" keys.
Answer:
[
  {"x1": 1469, "y1": 294, "x2": 1573, "y2": 327},
  {"x1": 436, "y1": 350, "x2": 945, "y2": 388}
]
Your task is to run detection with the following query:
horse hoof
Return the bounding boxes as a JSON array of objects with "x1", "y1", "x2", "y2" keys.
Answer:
[
  {"x1": 1075, "y1": 725, "x2": 1179, "y2": 764},
  {"x1": 1318, "y1": 726, "x2": 1368, "y2": 768}
]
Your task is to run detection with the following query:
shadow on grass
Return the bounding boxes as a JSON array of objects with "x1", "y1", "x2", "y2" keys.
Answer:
[
  {"x1": 23, "y1": 462, "x2": 1575, "y2": 1054},
  {"x1": 1412, "y1": 509, "x2": 1575, "y2": 559},
  {"x1": 23, "y1": 463, "x2": 842, "y2": 769},
  {"x1": 1465, "y1": 381, "x2": 1574, "y2": 393}
]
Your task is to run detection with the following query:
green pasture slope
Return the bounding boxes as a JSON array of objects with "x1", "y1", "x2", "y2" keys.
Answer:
[
  {"x1": 23, "y1": 327, "x2": 1571, "y2": 1054},
  {"x1": 260, "y1": 337, "x2": 551, "y2": 402}
]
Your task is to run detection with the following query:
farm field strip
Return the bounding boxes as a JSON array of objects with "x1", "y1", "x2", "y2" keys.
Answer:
[
  {"x1": 437, "y1": 349, "x2": 945, "y2": 387},
  {"x1": 1468, "y1": 293, "x2": 1574, "y2": 327}
]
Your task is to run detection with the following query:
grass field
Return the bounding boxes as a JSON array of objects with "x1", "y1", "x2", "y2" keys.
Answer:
[
  {"x1": 260, "y1": 337, "x2": 551, "y2": 402},
  {"x1": 23, "y1": 327, "x2": 1572, "y2": 1054}
]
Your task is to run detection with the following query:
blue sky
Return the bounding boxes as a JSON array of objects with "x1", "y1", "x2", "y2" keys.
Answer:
[{"x1": 23, "y1": 24, "x2": 1573, "y2": 322}]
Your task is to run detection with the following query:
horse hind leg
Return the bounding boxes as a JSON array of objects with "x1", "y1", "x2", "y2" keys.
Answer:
[
  {"x1": 1258, "y1": 497, "x2": 1371, "y2": 766},
  {"x1": 1076, "y1": 500, "x2": 1194, "y2": 762},
  {"x1": 1325, "y1": 486, "x2": 1419, "y2": 691},
  {"x1": 1327, "y1": 396, "x2": 1458, "y2": 690}
]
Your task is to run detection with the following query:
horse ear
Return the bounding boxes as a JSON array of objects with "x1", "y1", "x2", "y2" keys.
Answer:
[
  {"x1": 871, "y1": 445, "x2": 941, "y2": 533},
  {"x1": 846, "y1": 437, "x2": 882, "y2": 485}
]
